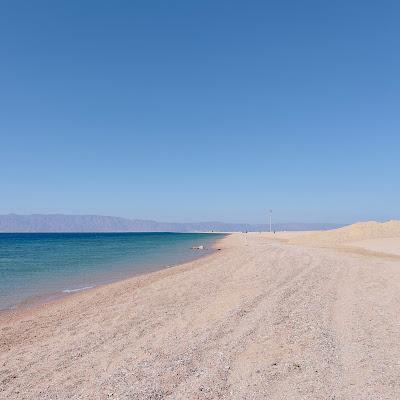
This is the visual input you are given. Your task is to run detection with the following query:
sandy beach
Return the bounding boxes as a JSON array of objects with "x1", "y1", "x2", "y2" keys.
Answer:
[{"x1": 2, "y1": 226, "x2": 400, "y2": 399}]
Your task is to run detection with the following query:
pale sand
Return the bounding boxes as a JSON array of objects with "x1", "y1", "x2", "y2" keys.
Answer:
[
  {"x1": 346, "y1": 237, "x2": 400, "y2": 257},
  {"x1": 2, "y1": 231, "x2": 400, "y2": 399},
  {"x1": 289, "y1": 220, "x2": 400, "y2": 246}
]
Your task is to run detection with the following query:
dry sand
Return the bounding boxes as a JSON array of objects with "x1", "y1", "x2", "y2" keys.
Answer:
[
  {"x1": 1, "y1": 227, "x2": 400, "y2": 399},
  {"x1": 347, "y1": 238, "x2": 400, "y2": 257},
  {"x1": 289, "y1": 220, "x2": 400, "y2": 246}
]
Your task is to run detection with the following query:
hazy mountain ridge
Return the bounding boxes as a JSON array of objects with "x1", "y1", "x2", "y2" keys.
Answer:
[{"x1": 0, "y1": 214, "x2": 342, "y2": 233}]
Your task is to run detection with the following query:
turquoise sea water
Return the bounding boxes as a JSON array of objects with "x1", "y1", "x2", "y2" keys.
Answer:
[{"x1": 0, "y1": 232, "x2": 224, "y2": 310}]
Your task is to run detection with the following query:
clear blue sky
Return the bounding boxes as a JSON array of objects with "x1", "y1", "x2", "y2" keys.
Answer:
[{"x1": 1, "y1": 1, "x2": 399, "y2": 224}]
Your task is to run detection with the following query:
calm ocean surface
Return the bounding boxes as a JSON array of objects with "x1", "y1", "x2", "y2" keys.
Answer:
[{"x1": 0, "y1": 232, "x2": 225, "y2": 310}]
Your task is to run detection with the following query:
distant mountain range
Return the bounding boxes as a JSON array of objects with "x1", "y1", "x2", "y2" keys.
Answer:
[{"x1": 0, "y1": 214, "x2": 343, "y2": 233}]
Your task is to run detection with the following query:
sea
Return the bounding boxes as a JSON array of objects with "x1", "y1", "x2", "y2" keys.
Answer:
[{"x1": 0, "y1": 232, "x2": 225, "y2": 311}]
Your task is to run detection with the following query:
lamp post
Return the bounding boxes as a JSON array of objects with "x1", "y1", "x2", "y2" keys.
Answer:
[{"x1": 269, "y1": 209, "x2": 272, "y2": 232}]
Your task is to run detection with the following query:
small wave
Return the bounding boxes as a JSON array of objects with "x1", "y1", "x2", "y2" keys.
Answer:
[{"x1": 62, "y1": 286, "x2": 94, "y2": 294}]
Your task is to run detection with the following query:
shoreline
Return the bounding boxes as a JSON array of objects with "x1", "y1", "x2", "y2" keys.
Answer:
[
  {"x1": 2, "y1": 232, "x2": 400, "y2": 399},
  {"x1": 0, "y1": 234, "x2": 228, "y2": 323}
]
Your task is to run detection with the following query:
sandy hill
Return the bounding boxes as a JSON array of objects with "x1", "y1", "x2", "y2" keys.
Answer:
[{"x1": 289, "y1": 220, "x2": 400, "y2": 246}]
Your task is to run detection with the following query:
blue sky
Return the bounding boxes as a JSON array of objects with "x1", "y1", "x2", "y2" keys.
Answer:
[{"x1": 1, "y1": 0, "x2": 399, "y2": 223}]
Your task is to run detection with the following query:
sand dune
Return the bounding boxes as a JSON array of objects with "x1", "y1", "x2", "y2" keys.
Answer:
[{"x1": 289, "y1": 220, "x2": 400, "y2": 247}]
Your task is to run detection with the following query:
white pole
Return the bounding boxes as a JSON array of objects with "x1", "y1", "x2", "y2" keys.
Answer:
[{"x1": 269, "y1": 209, "x2": 272, "y2": 232}]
